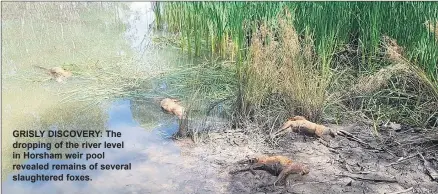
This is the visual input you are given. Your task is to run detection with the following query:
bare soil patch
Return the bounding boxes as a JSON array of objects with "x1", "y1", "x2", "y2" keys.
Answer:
[{"x1": 175, "y1": 122, "x2": 438, "y2": 194}]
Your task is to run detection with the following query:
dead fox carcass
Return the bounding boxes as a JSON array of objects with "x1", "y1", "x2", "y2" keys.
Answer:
[
  {"x1": 160, "y1": 98, "x2": 187, "y2": 137},
  {"x1": 230, "y1": 155, "x2": 309, "y2": 186},
  {"x1": 160, "y1": 98, "x2": 185, "y2": 119},
  {"x1": 272, "y1": 116, "x2": 337, "y2": 139},
  {"x1": 34, "y1": 66, "x2": 72, "y2": 83}
]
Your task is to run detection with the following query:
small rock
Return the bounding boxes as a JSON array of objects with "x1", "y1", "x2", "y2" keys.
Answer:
[
  {"x1": 389, "y1": 122, "x2": 401, "y2": 131},
  {"x1": 383, "y1": 121, "x2": 401, "y2": 131}
]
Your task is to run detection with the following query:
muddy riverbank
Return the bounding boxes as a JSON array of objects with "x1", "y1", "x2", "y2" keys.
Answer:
[
  {"x1": 2, "y1": 2, "x2": 437, "y2": 194},
  {"x1": 174, "y1": 120, "x2": 438, "y2": 194}
]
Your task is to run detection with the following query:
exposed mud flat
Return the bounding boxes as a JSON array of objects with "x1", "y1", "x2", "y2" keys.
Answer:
[{"x1": 175, "y1": 122, "x2": 438, "y2": 194}]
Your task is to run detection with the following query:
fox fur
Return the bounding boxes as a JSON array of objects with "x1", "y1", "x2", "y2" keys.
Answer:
[
  {"x1": 160, "y1": 98, "x2": 185, "y2": 120},
  {"x1": 273, "y1": 116, "x2": 336, "y2": 139},
  {"x1": 34, "y1": 66, "x2": 72, "y2": 83},
  {"x1": 160, "y1": 98, "x2": 187, "y2": 137},
  {"x1": 230, "y1": 155, "x2": 309, "y2": 186}
]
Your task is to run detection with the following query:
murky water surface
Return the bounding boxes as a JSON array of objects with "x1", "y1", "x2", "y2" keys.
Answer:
[
  {"x1": 2, "y1": 2, "x2": 217, "y2": 193},
  {"x1": 3, "y1": 99, "x2": 192, "y2": 194}
]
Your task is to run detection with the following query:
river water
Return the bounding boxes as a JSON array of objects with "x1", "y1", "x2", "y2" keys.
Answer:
[{"x1": 2, "y1": 2, "x2": 221, "y2": 193}]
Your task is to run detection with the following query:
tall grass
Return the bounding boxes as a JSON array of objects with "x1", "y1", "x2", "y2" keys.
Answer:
[
  {"x1": 156, "y1": 59, "x2": 237, "y2": 118},
  {"x1": 241, "y1": 11, "x2": 331, "y2": 122},
  {"x1": 156, "y1": 2, "x2": 438, "y2": 127},
  {"x1": 156, "y1": 2, "x2": 437, "y2": 82}
]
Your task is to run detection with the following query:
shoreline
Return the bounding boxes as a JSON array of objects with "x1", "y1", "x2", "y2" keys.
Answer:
[{"x1": 175, "y1": 120, "x2": 438, "y2": 193}]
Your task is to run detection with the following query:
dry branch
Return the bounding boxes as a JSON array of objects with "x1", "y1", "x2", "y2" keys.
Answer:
[
  {"x1": 419, "y1": 153, "x2": 438, "y2": 181},
  {"x1": 336, "y1": 173, "x2": 398, "y2": 183},
  {"x1": 385, "y1": 187, "x2": 413, "y2": 194},
  {"x1": 385, "y1": 153, "x2": 419, "y2": 167}
]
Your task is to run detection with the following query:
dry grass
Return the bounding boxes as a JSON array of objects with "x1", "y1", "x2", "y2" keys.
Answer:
[
  {"x1": 346, "y1": 35, "x2": 438, "y2": 127},
  {"x1": 424, "y1": 20, "x2": 438, "y2": 41},
  {"x1": 353, "y1": 63, "x2": 409, "y2": 95},
  {"x1": 243, "y1": 12, "x2": 330, "y2": 122},
  {"x1": 353, "y1": 35, "x2": 437, "y2": 98}
]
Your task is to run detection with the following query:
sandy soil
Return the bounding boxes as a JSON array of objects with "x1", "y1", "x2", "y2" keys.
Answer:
[{"x1": 174, "y1": 122, "x2": 438, "y2": 194}]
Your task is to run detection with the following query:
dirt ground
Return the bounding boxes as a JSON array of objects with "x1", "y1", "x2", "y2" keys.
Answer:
[{"x1": 175, "y1": 121, "x2": 438, "y2": 194}]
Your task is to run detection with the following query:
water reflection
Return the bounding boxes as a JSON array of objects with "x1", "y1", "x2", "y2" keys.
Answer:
[
  {"x1": 2, "y1": 2, "x2": 220, "y2": 193},
  {"x1": 121, "y1": 2, "x2": 155, "y2": 57},
  {"x1": 3, "y1": 99, "x2": 183, "y2": 194},
  {"x1": 130, "y1": 99, "x2": 179, "y2": 135},
  {"x1": 2, "y1": 99, "x2": 107, "y2": 181}
]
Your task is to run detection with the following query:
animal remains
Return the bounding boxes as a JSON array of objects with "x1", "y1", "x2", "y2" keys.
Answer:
[
  {"x1": 272, "y1": 116, "x2": 337, "y2": 140},
  {"x1": 160, "y1": 98, "x2": 185, "y2": 119},
  {"x1": 160, "y1": 98, "x2": 187, "y2": 137},
  {"x1": 34, "y1": 66, "x2": 72, "y2": 83},
  {"x1": 230, "y1": 155, "x2": 309, "y2": 186}
]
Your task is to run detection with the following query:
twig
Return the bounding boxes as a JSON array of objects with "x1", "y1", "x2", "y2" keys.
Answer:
[
  {"x1": 318, "y1": 138, "x2": 331, "y2": 147},
  {"x1": 336, "y1": 173, "x2": 398, "y2": 183},
  {"x1": 289, "y1": 181, "x2": 327, "y2": 187},
  {"x1": 344, "y1": 163, "x2": 353, "y2": 173},
  {"x1": 352, "y1": 171, "x2": 371, "y2": 174},
  {"x1": 385, "y1": 153, "x2": 419, "y2": 167},
  {"x1": 337, "y1": 130, "x2": 367, "y2": 145},
  {"x1": 317, "y1": 138, "x2": 342, "y2": 150},
  {"x1": 418, "y1": 152, "x2": 438, "y2": 181},
  {"x1": 328, "y1": 148, "x2": 340, "y2": 154},
  {"x1": 385, "y1": 187, "x2": 413, "y2": 194},
  {"x1": 337, "y1": 130, "x2": 383, "y2": 151}
]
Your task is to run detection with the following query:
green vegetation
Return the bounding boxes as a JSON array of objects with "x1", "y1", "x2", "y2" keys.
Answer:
[
  {"x1": 2, "y1": 1, "x2": 437, "y2": 182},
  {"x1": 155, "y1": 2, "x2": 438, "y2": 128}
]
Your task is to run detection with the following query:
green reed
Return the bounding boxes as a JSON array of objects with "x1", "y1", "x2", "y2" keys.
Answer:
[
  {"x1": 155, "y1": 2, "x2": 438, "y2": 126},
  {"x1": 156, "y1": 1, "x2": 437, "y2": 84}
]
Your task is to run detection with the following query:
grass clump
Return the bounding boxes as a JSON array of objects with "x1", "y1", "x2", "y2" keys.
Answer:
[
  {"x1": 345, "y1": 35, "x2": 438, "y2": 127},
  {"x1": 156, "y1": 59, "x2": 238, "y2": 119},
  {"x1": 241, "y1": 11, "x2": 330, "y2": 123}
]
